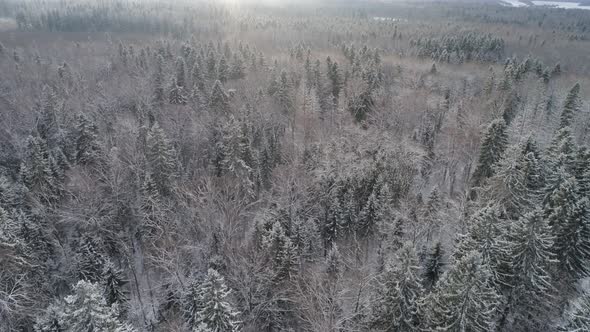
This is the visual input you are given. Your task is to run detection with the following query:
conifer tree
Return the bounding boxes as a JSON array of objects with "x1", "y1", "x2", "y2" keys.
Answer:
[
  {"x1": 153, "y1": 54, "x2": 165, "y2": 103},
  {"x1": 191, "y1": 63, "x2": 205, "y2": 91},
  {"x1": 76, "y1": 235, "x2": 106, "y2": 283},
  {"x1": 175, "y1": 56, "x2": 186, "y2": 88},
  {"x1": 552, "y1": 196, "x2": 590, "y2": 278},
  {"x1": 169, "y1": 78, "x2": 188, "y2": 105},
  {"x1": 217, "y1": 56, "x2": 229, "y2": 83},
  {"x1": 74, "y1": 113, "x2": 102, "y2": 165},
  {"x1": 424, "y1": 252, "x2": 500, "y2": 332},
  {"x1": 146, "y1": 123, "x2": 177, "y2": 193},
  {"x1": 196, "y1": 269, "x2": 240, "y2": 332},
  {"x1": 423, "y1": 241, "x2": 445, "y2": 290},
  {"x1": 102, "y1": 261, "x2": 128, "y2": 307},
  {"x1": 472, "y1": 119, "x2": 508, "y2": 188},
  {"x1": 560, "y1": 83, "x2": 581, "y2": 129},
  {"x1": 559, "y1": 291, "x2": 590, "y2": 331},
  {"x1": 34, "y1": 304, "x2": 63, "y2": 332},
  {"x1": 371, "y1": 243, "x2": 424, "y2": 332},
  {"x1": 504, "y1": 209, "x2": 555, "y2": 329},
  {"x1": 58, "y1": 281, "x2": 134, "y2": 332},
  {"x1": 421, "y1": 188, "x2": 443, "y2": 241},
  {"x1": 209, "y1": 80, "x2": 230, "y2": 113},
  {"x1": 184, "y1": 278, "x2": 203, "y2": 329}
]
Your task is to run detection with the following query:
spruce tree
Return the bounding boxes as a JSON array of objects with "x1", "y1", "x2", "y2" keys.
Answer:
[
  {"x1": 74, "y1": 113, "x2": 102, "y2": 165},
  {"x1": 196, "y1": 268, "x2": 240, "y2": 332},
  {"x1": 472, "y1": 119, "x2": 508, "y2": 188},
  {"x1": 217, "y1": 56, "x2": 229, "y2": 83},
  {"x1": 175, "y1": 56, "x2": 186, "y2": 88},
  {"x1": 191, "y1": 63, "x2": 205, "y2": 91},
  {"x1": 504, "y1": 209, "x2": 555, "y2": 329},
  {"x1": 34, "y1": 303, "x2": 63, "y2": 332},
  {"x1": 560, "y1": 83, "x2": 580, "y2": 129},
  {"x1": 76, "y1": 235, "x2": 106, "y2": 283},
  {"x1": 371, "y1": 243, "x2": 424, "y2": 332},
  {"x1": 169, "y1": 78, "x2": 188, "y2": 105},
  {"x1": 102, "y1": 261, "x2": 128, "y2": 307},
  {"x1": 559, "y1": 291, "x2": 590, "y2": 331},
  {"x1": 153, "y1": 54, "x2": 165, "y2": 104},
  {"x1": 146, "y1": 122, "x2": 177, "y2": 193},
  {"x1": 552, "y1": 196, "x2": 590, "y2": 278},
  {"x1": 423, "y1": 241, "x2": 445, "y2": 290},
  {"x1": 209, "y1": 80, "x2": 230, "y2": 113},
  {"x1": 425, "y1": 252, "x2": 501, "y2": 332},
  {"x1": 59, "y1": 281, "x2": 134, "y2": 332}
]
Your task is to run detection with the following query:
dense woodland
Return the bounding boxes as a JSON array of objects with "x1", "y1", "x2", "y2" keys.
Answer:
[{"x1": 0, "y1": 0, "x2": 590, "y2": 331}]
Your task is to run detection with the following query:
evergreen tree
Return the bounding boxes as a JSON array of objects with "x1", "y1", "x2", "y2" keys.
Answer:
[
  {"x1": 552, "y1": 195, "x2": 590, "y2": 278},
  {"x1": 146, "y1": 122, "x2": 177, "y2": 193},
  {"x1": 20, "y1": 135, "x2": 56, "y2": 200},
  {"x1": 191, "y1": 63, "x2": 205, "y2": 91},
  {"x1": 102, "y1": 261, "x2": 128, "y2": 307},
  {"x1": 421, "y1": 188, "x2": 443, "y2": 242},
  {"x1": 169, "y1": 78, "x2": 188, "y2": 105},
  {"x1": 209, "y1": 80, "x2": 230, "y2": 113},
  {"x1": 74, "y1": 113, "x2": 102, "y2": 165},
  {"x1": 425, "y1": 252, "x2": 501, "y2": 332},
  {"x1": 504, "y1": 209, "x2": 555, "y2": 329},
  {"x1": 371, "y1": 243, "x2": 424, "y2": 332},
  {"x1": 76, "y1": 235, "x2": 106, "y2": 283},
  {"x1": 560, "y1": 83, "x2": 581, "y2": 129},
  {"x1": 153, "y1": 54, "x2": 165, "y2": 103},
  {"x1": 59, "y1": 281, "x2": 134, "y2": 332},
  {"x1": 34, "y1": 304, "x2": 63, "y2": 332},
  {"x1": 559, "y1": 290, "x2": 590, "y2": 331},
  {"x1": 472, "y1": 119, "x2": 508, "y2": 188},
  {"x1": 276, "y1": 70, "x2": 293, "y2": 113},
  {"x1": 217, "y1": 56, "x2": 229, "y2": 83},
  {"x1": 423, "y1": 241, "x2": 445, "y2": 290},
  {"x1": 176, "y1": 56, "x2": 186, "y2": 88},
  {"x1": 196, "y1": 269, "x2": 240, "y2": 332},
  {"x1": 455, "y1": 204, "x2": 508, "y2": 284},
  {"x1": 184, "y1": 278, "x2": 203, "y2": 329}
]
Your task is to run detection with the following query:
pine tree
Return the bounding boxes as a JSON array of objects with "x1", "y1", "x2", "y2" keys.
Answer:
[
  {"x1": 423, "y1": 241, "x2": 445, "y2": 290},
  {"x1": 146, "y1": 123, "x2": 177, "y2": 193},
  {"x1": 196, "y1": 269, "x2": 240, "y2": 332},
  {"x1": 74, "y1": 113, "x2": 102, "y2": 165},
  {"x1": 560, "y1": 83, "x2": 581, "y2": 129},
  {"x1": 424, "y1": 252, "x2": 501, "y2": 332},
  {"x1": 229, "y1": 55, "x2": 246, "y2": 80},
  {"x1": 472, "y1": 119, "x2": 508, "y2": 188},
  {"x1": 276, "y1": 70, "x2": 293, "y2": 114},
  {"x1": 20, "y1": 135, "x2": 56, "y2": 200},
  {"x1": 371, "y1": 243, "x2": 424, "y2": 332},
  {"x1": 209, "y1": 80, "x2": 230, "y2": 113}
]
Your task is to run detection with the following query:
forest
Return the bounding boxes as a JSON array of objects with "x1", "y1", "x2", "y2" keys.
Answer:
[{"x1": 0, "y1": 0, "x2": 590, "y2": 331}]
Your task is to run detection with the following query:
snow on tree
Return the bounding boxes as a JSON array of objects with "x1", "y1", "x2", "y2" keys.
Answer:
[
  {"x1": 472, "y1": 119, "x2": 508, "y2": 188},
  {"x1": 423, "y1": 241, "x2": 445, "y2": 290},
  {"x1": 74, "y1": 113, "x2": 102, "y2": 165},
  {"x1": 195, "y1": 268, "x2": 240, "y2": 332},
  {"x1": 146, "y1": 122, "x2": 178, "y2": 193},
  {"x1": 371, "y1": 242, "x2": 425, "y2": 332},
  {"x1": 209, "y1": 80, "x2": 230, "y2": 113},
  {"x1": 559, "y1": 290, "x2": 590, "y2": 331},
  {"x1": 176, "y1": 56, "x2": 186, "y2": 88},
  {"x1": 48, "y1": 280, "x2": 135, "y2": 332},
  {"x1": 76, "y1": 235, "x2": 106, "y2": 283},
  {"x1": 559, "y1": 83, "x2": 581, "y2": 130},
  {"x1": 503, "y1": 209, "x2": 555, "y2": 328},
  {"x1": 102, "y1": 261, "x2": 128, "y2": 308},
  {"x1": 169, "y1": 77, "x2": 188, "y2": 105},
  {"x1": 424, "y1": 252, "x2": 501, "y2": 332},
  {"x1": 552, "y1": 196, "x2": 590, "y2": 278}
]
